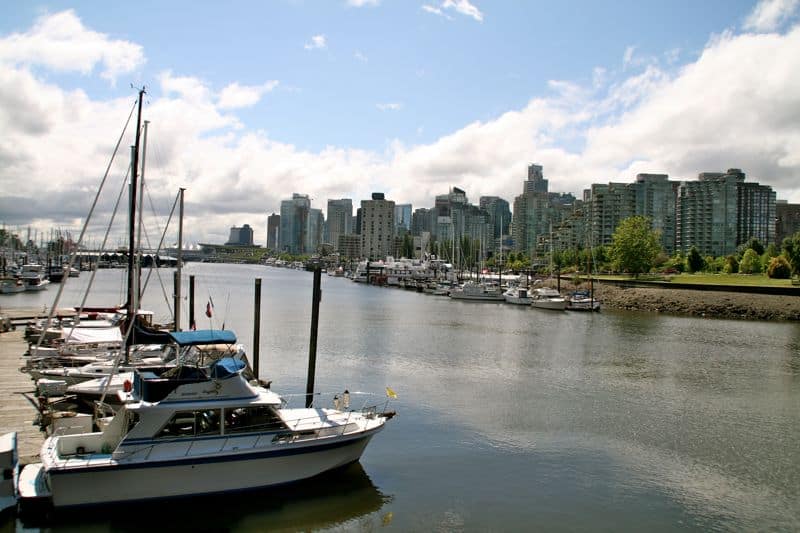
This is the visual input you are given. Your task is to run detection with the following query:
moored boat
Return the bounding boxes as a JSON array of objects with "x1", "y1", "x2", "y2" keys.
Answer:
[
  {"x1": 17, "y1": 329, "x2": 395, "y2": 509},
  {"x1": 530, "y1": 287, "x2": 567, "y2": 310}
]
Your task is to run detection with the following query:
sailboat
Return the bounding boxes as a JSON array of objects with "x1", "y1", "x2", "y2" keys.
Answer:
[{"x1": 16, "y1": 88, "x2": 396, "y2": 511}]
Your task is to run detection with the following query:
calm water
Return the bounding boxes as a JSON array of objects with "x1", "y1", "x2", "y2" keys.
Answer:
[{"x1": 4, "y1": 263, "x2": 800, "y2": 531}]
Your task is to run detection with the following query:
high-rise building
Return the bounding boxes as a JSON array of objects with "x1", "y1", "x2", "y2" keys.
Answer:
[
  {"x1": 226, "y1": 224, "x2": 254, "y2": 246},
  {"x1": 776, "y1": 201, "x2": 800, "y2": 245},
  {"x1": 266, "y1": 213, "x2": 280, "y2": 250},
  {"x1": 279, "y1": 193, "x2": 310, "y2": 254},
  {"x1": 395, "y1": 204, "x2": 412, "y2": 232},
  {"x1": 411, "y1": 208, "x2": 434, "y2": 236},
  {"x1": 585, "y1": 183, "x2": 636, "y2": 248},
  {"x1": 737, "y1": 180, "x2": 776, "y2": 247},
  {"x1": 512, "y1": 165, "x2": 555, "y2": 258},
  {"x1": 306, "y1": 208, "x2": 324, "y2": 254},
  {"x1": 676, "y1": 169, "x2": 748, "y2": 257},
  {"x1": 361, "y1": 193, "x2": 395, "y2": 260},
  {"x1": 634, "y1": 174, "x2": 677, "y2": 255},
  {"x1": 479, "y1": 196, "x2": 511, "y2": 240},
  {"x1": 327, "y1": 199, "x2": 353, "y2": 252}
]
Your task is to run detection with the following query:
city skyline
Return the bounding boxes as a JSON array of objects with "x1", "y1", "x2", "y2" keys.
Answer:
[{"x1": 1, "y1": 1, "x2": 800, "y2": 246}]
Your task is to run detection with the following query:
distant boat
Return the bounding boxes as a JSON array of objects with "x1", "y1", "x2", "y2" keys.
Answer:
[
  {"x1": 449, "y1": 280, "x2": 505, "y2": 302},
  {"x1": 566, "y1": 290, "x2": 601, "y2": 312},
  {"x1": 0, "y1": 277, "x2": 25, "y2": 294},
  {"x1": 503, "y1": 285, "x2": 532, "y2": 305},
  {"x1": 530, "y1": 287, "x2": 567, "y2": 310}
]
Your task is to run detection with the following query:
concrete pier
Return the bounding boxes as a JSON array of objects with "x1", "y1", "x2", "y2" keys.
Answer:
[{"x1": 0, "y1": 329, "x2": 44, "y2": 465}]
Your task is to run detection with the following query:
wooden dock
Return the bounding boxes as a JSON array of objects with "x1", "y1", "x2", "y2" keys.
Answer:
[{"x1": 0, "y1": 329, "x2": 44, "y2": 465}]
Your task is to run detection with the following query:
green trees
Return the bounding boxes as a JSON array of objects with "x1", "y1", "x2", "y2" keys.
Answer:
[
  {"x1": 782, "y1": 231, "x2": 800, "y2": 276},
  {"x1": 739, "y1": 248, "x2": 762, "y2": 274},
  {"x1": 609, "y1": 216, "x2": 662, "y2": 276},
  {"x1": 686, "y1": 246, "x2": 704, "y2": 273}
]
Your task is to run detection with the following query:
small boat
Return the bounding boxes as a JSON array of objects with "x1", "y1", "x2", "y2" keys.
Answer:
[
  {"x1": 0, "y1": 277, "x2": 25, "y2": 294},
  {"x1": 503, "y1": 285, "x2": 532, "y2": 305},
  {"x1": 530, "y1": 287, "x2": 567, "y2": 310},
  {"x1": 17, "y1": 329, "x2": 395, "y2": 509},
  {"x1": 566, "y1": 290, "x2": 601, "y2": 312},
  {"x1": 449, "y1": 280, "x2": 505, "y2": 302}
]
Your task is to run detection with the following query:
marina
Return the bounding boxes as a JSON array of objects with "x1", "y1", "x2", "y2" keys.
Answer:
[{"x1": 1, "y1": 263, "x2": 799, "y2": 530}]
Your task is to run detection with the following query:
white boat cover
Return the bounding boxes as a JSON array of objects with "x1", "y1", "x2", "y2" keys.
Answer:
[{"x1": 61, "y1": 327, "x2": 123, "y2": 344}]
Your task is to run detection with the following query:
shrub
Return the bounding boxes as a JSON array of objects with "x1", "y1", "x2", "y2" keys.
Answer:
[
  {"x1": 767, "y1": 256, "x2": 791, "y2": 279},
  {"x1": 723, "y1": 255, "x2": 739, "y2": 274}
]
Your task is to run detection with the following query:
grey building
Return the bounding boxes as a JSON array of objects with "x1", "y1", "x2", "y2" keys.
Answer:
[
  {"x1": 279, "y1": 193, "x2": 311, "y2": 254},
  {"x1": 395, "y1": 204, "x2": 412, "y2": 231},
  {"x1": 776, "y1": 201, "x2": 800, "y2": 245},
  {"x1": 266, "y1": 213, "x2": 280, "y2": 250},
  {"x1": 361, "y1": 193, "x2": 395, "y2": 260},
  {"x1": 226, "y1": 224, "x2": 254, "y2": 246},
  {"x1": 327, "y1": 199, "x2": 353, "y2": 252}
]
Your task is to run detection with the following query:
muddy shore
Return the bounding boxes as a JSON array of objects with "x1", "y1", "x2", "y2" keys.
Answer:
[{"x1": 551, "y1": 281, "x2": 800, "y2": 321}]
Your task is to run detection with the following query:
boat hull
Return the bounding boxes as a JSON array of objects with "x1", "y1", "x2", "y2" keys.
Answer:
[
  {"x1": 45, "y1": 431, "x2": 378, "y2": 508},
  {"x1": 531, "y1": 300, "x2": 567, "y2": 310}
]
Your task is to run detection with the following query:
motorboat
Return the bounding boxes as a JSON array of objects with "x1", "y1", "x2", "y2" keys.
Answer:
[
  {"x1": 530, "y1": 287, "x2": 567, "y2": 310},
  {"x1": 20, "y1": 264, "x2": 50, "y2": 291},
  {"x1": 17, "y1": 329, "x2": 395, "y2": 509},
  {"x1": 566, "y1": 290, "x2": 601, "y2": 312},
  {"x1": 0, "y1": 277, "x2": 25, "y2": 294},
  {"x1": 503, "y1": 285, "x2": 532, "y2": 305},
  {"x1": 449, "y1": 280, "x2": 505, "y2": 302}
]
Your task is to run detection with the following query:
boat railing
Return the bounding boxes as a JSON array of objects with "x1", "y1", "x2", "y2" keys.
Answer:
[{"x1": 280, "y1": 390, "x2": 393, "y2": 416}]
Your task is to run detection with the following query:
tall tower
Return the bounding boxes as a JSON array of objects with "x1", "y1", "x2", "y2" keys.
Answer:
[
  {"x1": 360, "y1": 193, "x2": 395, "y2": 260},
  {"x1": 327, "y1": 199, "x2": 353, "y2": 252}
]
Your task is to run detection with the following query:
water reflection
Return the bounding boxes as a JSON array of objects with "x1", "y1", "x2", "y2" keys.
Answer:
[{"x1": 15, "y1": 463, "x2": 390, "y2": 532}]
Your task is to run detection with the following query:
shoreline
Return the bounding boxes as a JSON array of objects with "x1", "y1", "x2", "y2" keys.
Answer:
[{"x1": 555, "y1": 281, "x2": 800, "y2": 321}]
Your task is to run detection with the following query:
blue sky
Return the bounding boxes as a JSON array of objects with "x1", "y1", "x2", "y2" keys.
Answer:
[{"x1": 1, "y1": 0, "x2": 799, "y2": 245}]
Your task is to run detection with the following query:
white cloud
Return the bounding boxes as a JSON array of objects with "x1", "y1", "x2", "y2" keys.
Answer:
[
  {"x1": 744, "y1": 0, "x2": 800, "y2": 32},
  {"x1": 354, "y1": 51, "x2": 369, "y2": 63},
  {"x1": 218, "y1": 81, "x2": 279, "y2": 110},
  {"x1": 304, "y1": 34, "x2": 327, "y2": 50},
  {"x1": 422, "y1": 1, "x2": 483, "y2": 22},
  {"x1": 0, "y1": 9, "x2": 144, "y2": 83},
  {"x1": 2, "y1": 11, "x2": 800, "y2": 246},
  {"x1": 347, "y1": 0, "x2": 380, "y2": 6},
  {"x1": 377, "y1": 102, "x2": 402, "y2": 111}
]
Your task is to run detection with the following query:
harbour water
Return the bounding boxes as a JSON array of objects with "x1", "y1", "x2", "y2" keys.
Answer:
[{"x1": 3, "y1": 262, "x2": 799, "y2": 531}]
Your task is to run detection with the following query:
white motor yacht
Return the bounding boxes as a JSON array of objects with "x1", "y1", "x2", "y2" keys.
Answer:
[
  {"x1": 17, "y1": 329, "x2": 395, "y2": 509},
  {"x1": 530, "y1": 287, "x2": 567, "y2": 310},
  {"x1": 449, "y1": 280, "x2": 505, "y2": 302}
]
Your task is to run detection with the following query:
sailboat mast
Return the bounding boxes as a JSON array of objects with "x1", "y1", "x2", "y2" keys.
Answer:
[{"x1": 127, "y1": 87, "x2": 145, "y2": 349}]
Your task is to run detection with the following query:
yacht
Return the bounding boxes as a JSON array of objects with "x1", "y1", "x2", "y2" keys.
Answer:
[
  {"x1": 566, "y1": 290, "x2": 601, "y2": 312},
  {"x1": 530, "y1": 287, "x2": 567, "y2": 310},
  {"x1": 503, "y1": 285, "x2": 532, "y2": 305},
  {"x1": 17, "y1": 329, "x2": 395, "y2": 509},
  {"x1": 449, "y1": 280, "x2": 505, "y2": 302}
]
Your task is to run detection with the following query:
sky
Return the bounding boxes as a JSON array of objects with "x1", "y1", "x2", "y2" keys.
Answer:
[{"x1": 1, "y1": 0, "x2": 800, "y2": 247}]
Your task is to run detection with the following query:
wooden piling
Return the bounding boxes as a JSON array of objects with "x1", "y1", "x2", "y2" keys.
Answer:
[
  {"x1": 305, "y1": 267, "x2": 322, "y2": 408},
  {"x1": 253, "y1": 278, "x2": 261, "y2": 379}
]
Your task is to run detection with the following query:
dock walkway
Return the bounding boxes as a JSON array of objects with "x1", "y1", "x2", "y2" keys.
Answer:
[{"x1": 0, "y1": 329, "x2": 44, "y2": 465}]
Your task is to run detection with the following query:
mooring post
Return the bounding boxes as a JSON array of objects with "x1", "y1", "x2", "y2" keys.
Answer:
[
  {"x1": 305, "y1": 267, "x2": 322, "y2": 408},
  {"x1": 189, "y1": 275, "x2": 196, "y2": 330},
  {"x1": 253, "y1": 278, "x2": 262, "y2": 380}
]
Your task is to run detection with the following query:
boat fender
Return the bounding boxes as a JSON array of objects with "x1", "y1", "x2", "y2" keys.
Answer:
[
  {"x1": 343, "y1": 390, "x2": 350, "y2": 409},
  {"x1": 123, "y1": 379, "x2": 132, "y2": 392},
  {"x1": 333, "y1": 395, "x2": 340, "y2": 410}
]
